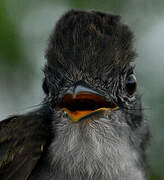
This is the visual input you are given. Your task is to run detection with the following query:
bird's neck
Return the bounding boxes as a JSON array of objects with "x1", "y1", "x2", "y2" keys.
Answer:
[{"x1": 47, "y1": 117, "x2": 147, "y2": 180}]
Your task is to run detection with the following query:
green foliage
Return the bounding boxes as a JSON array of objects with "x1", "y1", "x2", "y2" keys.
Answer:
[
  {"x1": 0, "y1": 0, "x2": 24, "y2": 66},
  {"x1": 150, "y1": 172, "x2": 163, "y2": 180},
  {"x1": 68, "y1": 0, "x2": 124, "y2": 12}
]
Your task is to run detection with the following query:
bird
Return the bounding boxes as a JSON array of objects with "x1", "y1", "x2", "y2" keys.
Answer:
[{"x1": 0, "y1": 10, "x2": 150, "y2": 180}]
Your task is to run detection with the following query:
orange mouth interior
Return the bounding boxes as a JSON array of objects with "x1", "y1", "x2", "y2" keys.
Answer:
[{"x1": 58, "y1": 93, "x2": 118, "y2": 122}]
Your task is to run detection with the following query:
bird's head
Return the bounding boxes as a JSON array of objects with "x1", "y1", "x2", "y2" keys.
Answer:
[
  {"x1": 43, "y1": 10, "x2": 138, "y2": 123},
  {"x1": 41, "y1": 10, "x2": 149, "y2": 177}
]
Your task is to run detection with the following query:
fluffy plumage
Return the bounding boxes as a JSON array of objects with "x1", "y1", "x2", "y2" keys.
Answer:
[{"x1": 0, "y1": 10, "x2": 150, "y2": 180}]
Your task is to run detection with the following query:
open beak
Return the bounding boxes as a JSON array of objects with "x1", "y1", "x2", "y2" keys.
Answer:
[{"x1": 58, "y1": 83, "x2": 119, "y2": 122}]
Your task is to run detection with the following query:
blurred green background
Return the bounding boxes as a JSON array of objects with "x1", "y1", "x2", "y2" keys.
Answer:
[{"x1": 0, "y1": 0, "x2": 163, "y2": 179}]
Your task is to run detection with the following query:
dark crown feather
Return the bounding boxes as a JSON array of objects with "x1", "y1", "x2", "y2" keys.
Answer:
[{"x1": 46, "y1": 9, "x2": 137, "y2": 71}]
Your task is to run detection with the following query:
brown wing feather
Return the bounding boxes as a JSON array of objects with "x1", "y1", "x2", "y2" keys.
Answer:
[{"x1": 0, "y1": 109, "x2": 50, "y2": 180}]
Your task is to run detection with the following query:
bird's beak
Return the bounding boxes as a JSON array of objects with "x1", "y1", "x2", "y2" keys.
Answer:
[{"x1": 58, "y1": 82, "x2": 119, "y2": 122}]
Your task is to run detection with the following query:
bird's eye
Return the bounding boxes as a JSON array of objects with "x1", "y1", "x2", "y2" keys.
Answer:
[{"x1": 125, "y1": 74, "x2": 137, "y2": 95}]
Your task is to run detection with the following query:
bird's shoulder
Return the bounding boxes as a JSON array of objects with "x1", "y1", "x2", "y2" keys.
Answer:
[{"x1": 0, "y1": 107, "x2": 51, "y2": 180}]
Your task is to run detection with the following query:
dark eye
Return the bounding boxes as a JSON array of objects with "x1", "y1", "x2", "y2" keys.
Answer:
[{"x1": 125, "y1": 74, "x2": 137, "y2": 95}]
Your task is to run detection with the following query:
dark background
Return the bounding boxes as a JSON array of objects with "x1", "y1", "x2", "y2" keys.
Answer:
[{"x1": 0, "y1": 0, "x2": 163, "y2": 179}]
